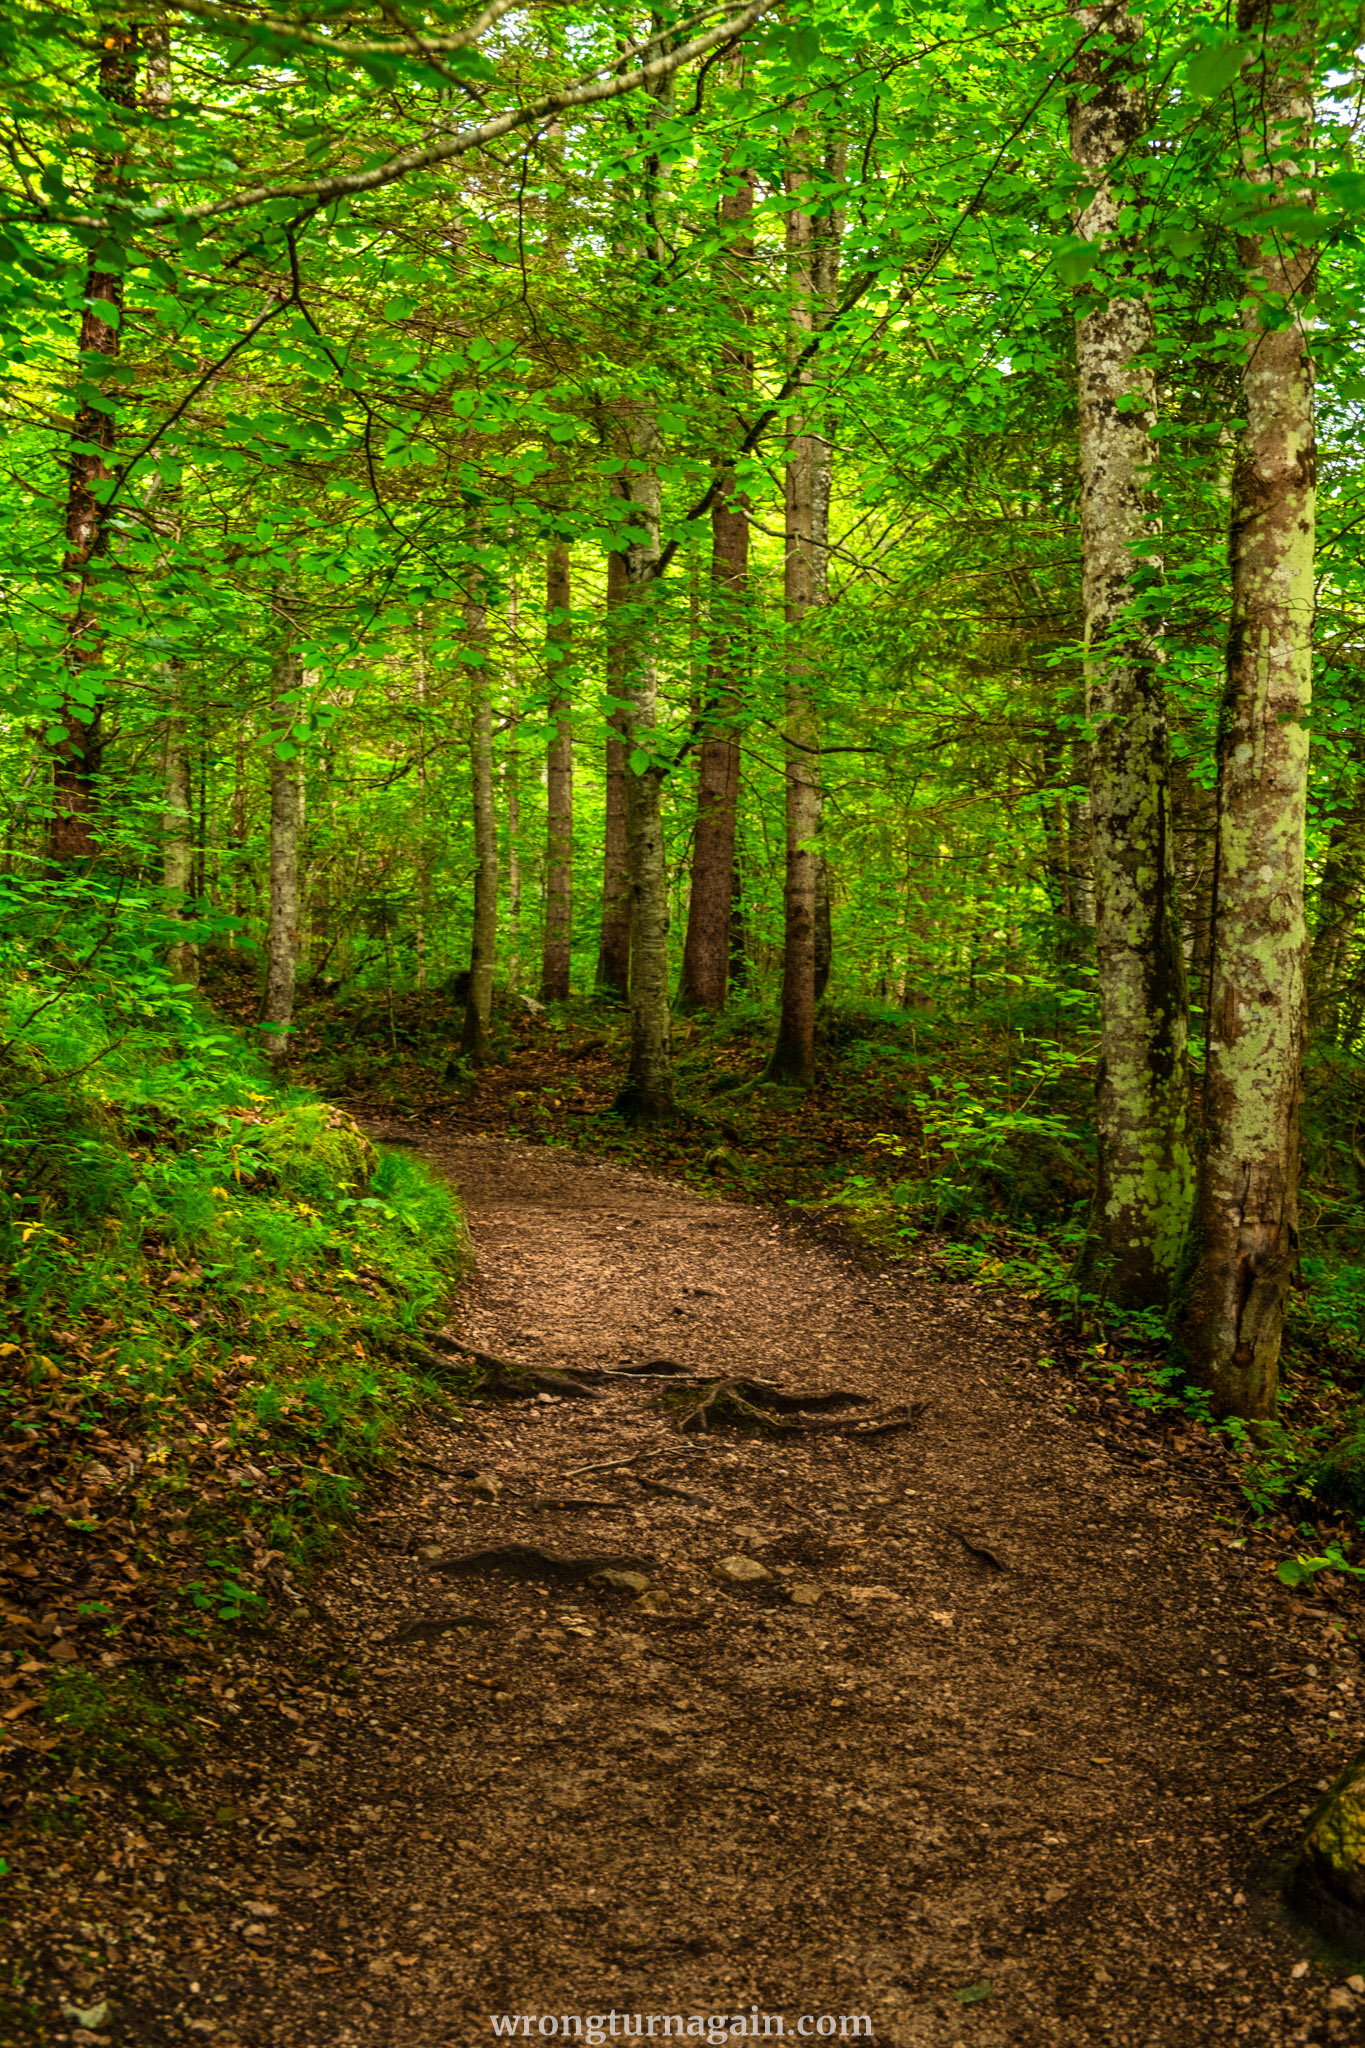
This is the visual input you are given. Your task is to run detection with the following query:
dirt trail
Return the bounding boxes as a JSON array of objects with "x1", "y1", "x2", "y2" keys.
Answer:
[{"x1": 105, "y1": 1136, "x2": 1364, "y2": 2045}]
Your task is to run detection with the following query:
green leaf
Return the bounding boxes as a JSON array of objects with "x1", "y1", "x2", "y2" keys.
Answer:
[
  {"x1": 1054, "y1": 239, "x2": 1102, "y2": 286},
  {"x1": 1184, "y1": 41, "x2": 1248, "y2": 100},
  {"x1": 629, "y1": 747, "x2": 651, "y2": 775},
  {"x1": 954, "y1": 1982, "x2": 993, "y2": 2005}
]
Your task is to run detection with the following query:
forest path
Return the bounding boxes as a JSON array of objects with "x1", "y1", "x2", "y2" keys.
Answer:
[{"x1": 142, "y1": 1133, "x2": 1350, "y2": 2048}]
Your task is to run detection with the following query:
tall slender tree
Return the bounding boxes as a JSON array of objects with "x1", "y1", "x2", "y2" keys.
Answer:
[
  {"x1": 260, "y1": 599, "x2": 302, "y2": 1064},
  {"x1": 678, "y1": 146, "x2": 754, "y2": 1014},
  {"x1": 612, "y1": 408, "x2": 674, "y2": 1118},
  {"x1": 463, "y1": 571, "x2": 499, "y2": 1060},
  {"x1": 541, "y1": 538, "x2": 574, "y2": 999},
  {"x1": 1178, "y1": 0, "x2": 1318, "y2": 1417},
  {"x1": 596, "y1": 550, "x2": 633, "y2": 997},
  {"x1": 767, "y1": 127, "x2": 823, "y2": 1085},
  {"x1": 51, "y1": 22, "x2": 138, "y2": 862},
  {"x1": 1066, "y1": 1, "x2": 1192, "y2": 1309}
]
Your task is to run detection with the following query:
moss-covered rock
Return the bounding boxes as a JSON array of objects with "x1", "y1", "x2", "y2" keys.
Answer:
[
  {"x1": 1289, "y1": 1750, "x2": 1365, "y2": 1953},
  {"x1": 256, "y1": 1102, "x2": 377, "y2": 1198}
]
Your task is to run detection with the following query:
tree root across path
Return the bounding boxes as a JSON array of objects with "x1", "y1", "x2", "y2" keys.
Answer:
[
  {"x1": 659, "y1": 1373, "x2": 924, "y2": 1439},
  {"x1": 15, "y1": 1128, "x2": 1359, "y2": 2048},
  {"x1": 426, "y1": 1543, "x2": 654, "y2": 1583}
]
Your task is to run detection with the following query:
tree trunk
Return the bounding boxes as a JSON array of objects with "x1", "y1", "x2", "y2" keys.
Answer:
[
  {"x1": 1068, "y1": 4, "x2": 1192, "y2": 1310},
  {"x1": 50, "y1": 23, "x2": 138, "y2": 863},
  {"x1": 163, "y1": 661, "x2": 198, "y2": 984},
  {"x1": 260, "y1": 613, "x2": 302, "y2": 1064},
  {"x1": 463, "y1": 576, "x2": 499, "y2": 1061},
  {"x1": 596, "y1": 548, "x2": 632, "y2": 998},
  {"x1": 1177, "y1": 0, "x2": 1316, "y2": 1418},
  {"x1": 808, "y1": 135, "x2": 844, "y2": 1014},
  {"x1": 768, "y1": 133, "x2": 822, "y2": 1086},
  {"x1": 729, "y1": 857, "x2": 749, "y2": 992},
  {"x1": 678, "y1": 482, "x2": 746, "y2": 1012},
  {"x1": 678, "y1": 159, "x2": 754, "y2": 1015},
  {"x1": 1308, "y1": 749, "x2": 1363, "y2": 1043},
  {"x1": 611, "y1": 410, "x2": 673, "y2": 1119},
  {"x1": 541, "y1": 540, "x2": 573, "y2": 1000},
  {"x1": 504, "y1": 577, "x2": 523, "y2": 993}
]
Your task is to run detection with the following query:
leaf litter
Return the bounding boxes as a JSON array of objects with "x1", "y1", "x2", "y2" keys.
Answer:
[{"x1": 4, "y1": 1130, "x2": 1365, "y2": 2045}]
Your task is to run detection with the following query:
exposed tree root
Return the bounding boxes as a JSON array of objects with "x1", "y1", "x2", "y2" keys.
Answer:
[
  {"x1": 948, "y1": 1525, "x2": 1008, "y2": 1570},
  {"x1": 529, "y1": 1495, "x2": 622, "y2": 1511},
  {"x1": 660, "y1": 1376, "x2": 885, "y2": 1435},
  {"x1": 389, "y1": 1612, "x2": 497, "y2": 1644},
  {"x1": 628, "y1": 1474, "x2": 707, "y2": 1503},
  {"x1": 791, "y1": 1400, "x2": 927, "y2": 1439},
  {"x1": 426, "y1": 1544, "x2": 652, "y2": 1583},
  {"x1": 463, "y1": 1351, "x2": 598, "y2": 1400}
]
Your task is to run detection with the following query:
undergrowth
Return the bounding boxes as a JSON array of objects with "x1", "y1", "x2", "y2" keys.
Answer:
[{"x1": 0, "y1": 876, "x2": 471, "y2": 1780}]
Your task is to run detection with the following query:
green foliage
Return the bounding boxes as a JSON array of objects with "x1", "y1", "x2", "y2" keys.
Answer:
[
  {"x1": 40, "y1": 1667, "x2": 195, "y2": 1777},
  {"x1": 0, "y1": 894, "x2": 471, "y2": 1610}
]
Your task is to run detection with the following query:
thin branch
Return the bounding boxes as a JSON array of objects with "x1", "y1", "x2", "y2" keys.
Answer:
[
  {"x1": 99, "y1": 0, "x2": 775, "y2": 229},
  {"x1": 169, "y1": 0, "x2": 521, "y2": 61}
]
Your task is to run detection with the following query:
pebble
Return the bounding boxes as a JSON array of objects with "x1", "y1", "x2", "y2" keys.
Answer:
[
  {"x1": 715, "y1": 1555, "x2": 771, "y2": 1584},
  {"x1": 790, "y1": 1582, "x2": 823, "y2": 1606},
  {"x1": 59, "y1": 2003, "x2": 110, "y2": 2030},
  {"x1": 594, "y1": 1569, "x2": 651, "y2": 1594}
]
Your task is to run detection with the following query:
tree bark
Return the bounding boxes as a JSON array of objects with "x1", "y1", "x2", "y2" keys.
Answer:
[
  {"x1": 678, "y1": 482, "x2": 746, "y2": 1012},
  {"x1": 611, "y1": 409, "x2": 673, "y2": 1119},
  {"x1": 678, "y1": 158, "x2": 754, "y2": 1015},
  {"x1": 463, "y1": 574, "x2": 499, "y2": 1061},
  {"x1": 1068, "y1": 4, "x2": 1192, "y2": 1310},
  {"x1": 596, "y1": 547, "x2": 632, "y2": 998},
  {"x1": 260, "y1": 609, "x2": 302, "y2": 1064},
  {"x1": 1177, "y1": 0, "x2": 1316, "y2": 1418},
  {"x1": 504, "y1": 577, "x2": 523, "y2": 993},
  {"x1": 50, "y1": 23, "x2": 138, "y2": 863},
  {"x1": 541, "y1": 539, "x2": 573, "y2": 1000},
  {"x1": 767, "y1": 131, "x2": 824, "y2": 1085},
  {"x1": 808, "y1": 135, "x2": 844, "y2": 1012}
]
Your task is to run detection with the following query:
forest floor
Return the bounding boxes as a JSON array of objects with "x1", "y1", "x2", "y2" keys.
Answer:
[{"x1": 12, "y1": 1104, "x2": 1365, "y2": 2047}]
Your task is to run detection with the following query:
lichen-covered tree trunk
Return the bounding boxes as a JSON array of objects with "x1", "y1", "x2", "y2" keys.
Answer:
[
  {"x1": 1178, "y1": 0, "x2": 1316, "y2": 1418},
  {"x1": 1068, "y1": 3, "x2": 1192, "y2": 1309},
  {"x1": 611, "y1": 410, "x2": 673, "y2": 1119},
  {"x1": 162, "y1": 660, "x2": 198, "y2": 984},
  {"x1": 51, "y1": 23, "x2": 138, "y2": 862},
  {"x1": 462, "y1": 577, "x2": 499, "y2": 1062},
  {"x1": 596, "y1": 548, "x2": 632, "y2": 998},
  {"x1": 541, "y1": 539, "x2": 573, "y2": 1001},
  {"x1": 260, "y1": 616, "x2": 301, "y2": 1065},
  {"x1": 768, "y1": 132, "x2": 822, "y2": 1086}
]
